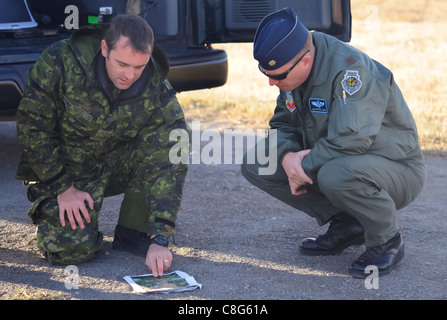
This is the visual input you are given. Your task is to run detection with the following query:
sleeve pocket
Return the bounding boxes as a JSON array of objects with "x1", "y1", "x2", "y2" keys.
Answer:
[{"x1": 329, "y1": 96, "x2": 358, "y2": 137}]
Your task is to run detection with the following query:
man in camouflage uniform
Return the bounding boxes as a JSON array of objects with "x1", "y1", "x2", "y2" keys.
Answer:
[
  {"x1": 242, "y1": 8, "x2": 426, "y2": 278},
  {"x1": 16, "y1": 14, "x2": 188, "y2": 276}
]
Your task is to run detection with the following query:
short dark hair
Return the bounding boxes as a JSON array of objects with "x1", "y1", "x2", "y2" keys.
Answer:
[{"x1": 104, "y1": 14, "x2": 154, "y2": 54}]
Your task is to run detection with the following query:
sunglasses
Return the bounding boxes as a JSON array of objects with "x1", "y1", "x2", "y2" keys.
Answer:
[{"x1": 259, "y1": 50, "x2": 310, "y2": 80}]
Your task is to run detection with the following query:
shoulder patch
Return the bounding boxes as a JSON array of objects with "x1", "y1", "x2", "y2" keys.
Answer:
[
  {"x1": 341, "y1": 70, "x2": 362, "y2": 96},
  {"x1": 285, "y1": 91, "x2": 296, "y2": 112}
]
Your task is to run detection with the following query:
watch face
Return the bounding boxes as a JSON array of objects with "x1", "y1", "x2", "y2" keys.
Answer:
[{"x1": 154, "y1": 235, "x2": 169, "y2": 247}]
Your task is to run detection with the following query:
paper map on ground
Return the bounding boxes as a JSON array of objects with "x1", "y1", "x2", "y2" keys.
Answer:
[{"x1": 124, "y1": 270, "x2": 202, "y2": 294}]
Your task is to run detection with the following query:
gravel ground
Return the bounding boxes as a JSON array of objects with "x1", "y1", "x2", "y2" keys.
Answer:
[{"x1": 1, "y1": 121, "x2": 446, "y2": 306}]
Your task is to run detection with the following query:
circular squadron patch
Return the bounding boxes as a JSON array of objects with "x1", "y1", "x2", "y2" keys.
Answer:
[{"x1": 341, "y1": 70, "x2": 362, "y2": 96}]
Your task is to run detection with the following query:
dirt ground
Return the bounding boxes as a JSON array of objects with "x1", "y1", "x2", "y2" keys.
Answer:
[{"x1": 0, "y1": 121, "x2": 446, "y2": 304}]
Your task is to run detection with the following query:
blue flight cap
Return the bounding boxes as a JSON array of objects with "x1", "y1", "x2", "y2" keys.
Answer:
[{"x1": 254, "y1": 7, "x2": 309, "y2": 71}]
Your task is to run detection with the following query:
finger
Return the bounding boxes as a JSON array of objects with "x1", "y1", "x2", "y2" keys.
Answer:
[
  {"x1": 291, "y1": 186, "x2": 297, "y2": 195},
  {"x1": 287, "y1": 167, "x2": 312, "y2": 185},
  {"x1": 295, "y1": 167, "x2": 313, "y2": 185},
  {"x1": 289, "y1": 179, "x2": 307, "y2": 196},
  {"x1": 79, "y1": 205, "x2": 91, "y2": 224},
  {"x1": 163, "y1": 257, "x2": 172, "y2": 271},
  {"x1": 85, "y1": 193, "x2": 95, "y2": 211},
  {"x1": 295, "y1": 187, "x2": 308, "y2": 196},
  {"x1": 301, "y1": 149, "x2": 311, "y2": 157},
  {"x1": 301, "y1": 175, "x2": 313, "y2": 185},
  {"x1": 73, "y1": 208, "x2": 85, "y2": 229},
  {"x1": 146, "y1": 256, "x2": 159, "y2": 277},
  {"x1": 161, "y1": 252, "x2": 172, "y2": 271},
  {"x1": 156, "y1": 257, "x2": 164, "y2": 277},
  {"x1": 289, "y1": 181, "x2": 300, "y2": 196},
  {"x1": 292, "y1": 188, "x2": 306, "y2": 196},
  {"x1": 59, "y1": 206, "x2": 66, "y2": 227},
  {"x1": 66, "y1": 210, "x2": 77, "y2": 230}
]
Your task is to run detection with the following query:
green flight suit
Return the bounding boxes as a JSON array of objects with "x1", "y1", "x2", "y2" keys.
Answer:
[
  {"x1": 242, "y1": 31, "x2": 426, "y2": 247},
  {"x1": 16, "y1": 24, "x2": 189, "y2": 264}
]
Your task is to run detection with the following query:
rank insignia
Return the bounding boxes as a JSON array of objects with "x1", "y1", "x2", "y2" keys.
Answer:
[
  {"x1": 286, "y1": 91, "x2": 296, "y2": 112},
  {"x1": 268, "y1": 60, "x2": 276, "y2": 67},
  {"x1": 341, "y1": 70, "x2": 362, "y2": 96}
]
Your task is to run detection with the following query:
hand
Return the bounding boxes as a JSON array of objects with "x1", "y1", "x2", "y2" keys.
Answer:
[
  {"x1": 282, "y1": 150, "x2": 313, "y2": 195},
  {"x1": 146, "y1": 243, "x2": 173, "y2": 277},
  {"x1": 57, "y1": 186, "x2": 93, "y2": 230}
]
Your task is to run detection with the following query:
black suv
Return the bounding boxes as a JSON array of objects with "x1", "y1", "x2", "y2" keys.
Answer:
[{"x1": 0, "y1": 0, "x2": 351, "y2": 120}]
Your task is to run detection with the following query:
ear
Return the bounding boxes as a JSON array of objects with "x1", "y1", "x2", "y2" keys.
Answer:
[
  {"x1": 101, "y1": 40, "x2": 108, "y2": 58},
  {"x1": 302, "y1": 52, "x2": 312, "y2": 65},
  {"x1": 302, "y1": 50, "x2": 314, "y2": 69}
]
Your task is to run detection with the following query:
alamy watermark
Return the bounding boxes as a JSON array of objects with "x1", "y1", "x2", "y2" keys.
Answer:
[
  {"x1": 64, "y1": 5, "x2": 79, "y2": 30},
  {"x1": 169, "y1": 121, "x2": 277, "y2": 175},
  {"x1": 64, "y1": 265, "x2": 79, "y2": 289},
  {"x1": 364, "y1": 265, "x2": 379, "y2": 290}
]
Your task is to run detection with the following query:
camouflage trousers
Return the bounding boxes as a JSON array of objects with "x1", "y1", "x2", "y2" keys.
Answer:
[{"x1": 26, "y1": 142, "x2": 186, "y2": 265}]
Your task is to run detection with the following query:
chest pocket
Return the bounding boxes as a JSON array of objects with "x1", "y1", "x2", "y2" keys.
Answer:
[
  {"x1": 63, "y1": 95, "x2": 93, "y2": 122},
  {"x1": 61, "y1": 95, "x2": 98, "y2": 138}
]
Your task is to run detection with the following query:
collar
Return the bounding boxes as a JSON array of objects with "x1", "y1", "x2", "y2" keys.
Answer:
[
  {"x1": 297, "y1": 32, "x2": 330, "y2": 96},
  {"x1": 310, "y1": 32, "x2": 330, "y2": 87}
]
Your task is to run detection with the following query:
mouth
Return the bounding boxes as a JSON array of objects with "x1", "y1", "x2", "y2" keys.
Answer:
[{"x1": 116, "y1": 78, "x2": 132, "y2": 89}]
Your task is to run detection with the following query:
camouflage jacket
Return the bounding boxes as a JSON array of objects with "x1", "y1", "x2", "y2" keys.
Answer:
[{"x1": 16, "y1": 24, "x2": 188, "y2": 237}]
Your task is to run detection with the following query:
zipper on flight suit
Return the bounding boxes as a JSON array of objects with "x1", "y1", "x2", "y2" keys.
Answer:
[{"x1": 290, "y1": 90, "x2": 309, "y2": 150}]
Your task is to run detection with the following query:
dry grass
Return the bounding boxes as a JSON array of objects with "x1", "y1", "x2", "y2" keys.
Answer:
[
  {"x1": 177, "y1": 0, "x2": 447, "y2": 153},
  {"x1": 2, "y1": 287, "x2": 69, "y2": 300},
  {"x1": 177, "y1": 43, "x2": 278, "y2": 129}
]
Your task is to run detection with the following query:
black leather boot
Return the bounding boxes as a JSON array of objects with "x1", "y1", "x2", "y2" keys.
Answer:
[
  {"x1": 348, "y1": 232, "x2": 404, "y2": 278},
  {"x1": 299, "y1": 213, "x2": 365, "y2": 256},
  {"x1": 112, "y1": 225, "x2": 151, "y2": 257}
]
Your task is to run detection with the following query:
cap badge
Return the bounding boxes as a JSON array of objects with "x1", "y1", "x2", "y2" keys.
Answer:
[{"x1": 268, "y1": 60, "x2": 277, "y2": 67}]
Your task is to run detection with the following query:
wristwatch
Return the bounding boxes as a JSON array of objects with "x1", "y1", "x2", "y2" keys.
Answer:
[{"x1": 149, "y1": 235, "x2": 169, "y2": 247}]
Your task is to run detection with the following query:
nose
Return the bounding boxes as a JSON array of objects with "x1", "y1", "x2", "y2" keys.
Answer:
[
  {"x1": 269, "y1": 78, "x2": 279, "y2": 86},
  {"x1": 124, "y1": 67, "x2": 135, "y2": 81}
]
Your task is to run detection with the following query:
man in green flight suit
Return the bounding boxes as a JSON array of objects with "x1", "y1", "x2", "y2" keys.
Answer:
[
  {"x1": 16, "y1": 14, "x2": 188, "y2": 277},
  {"x1": 241, "y1": 7, "x2": 426, "y2": 278}
]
